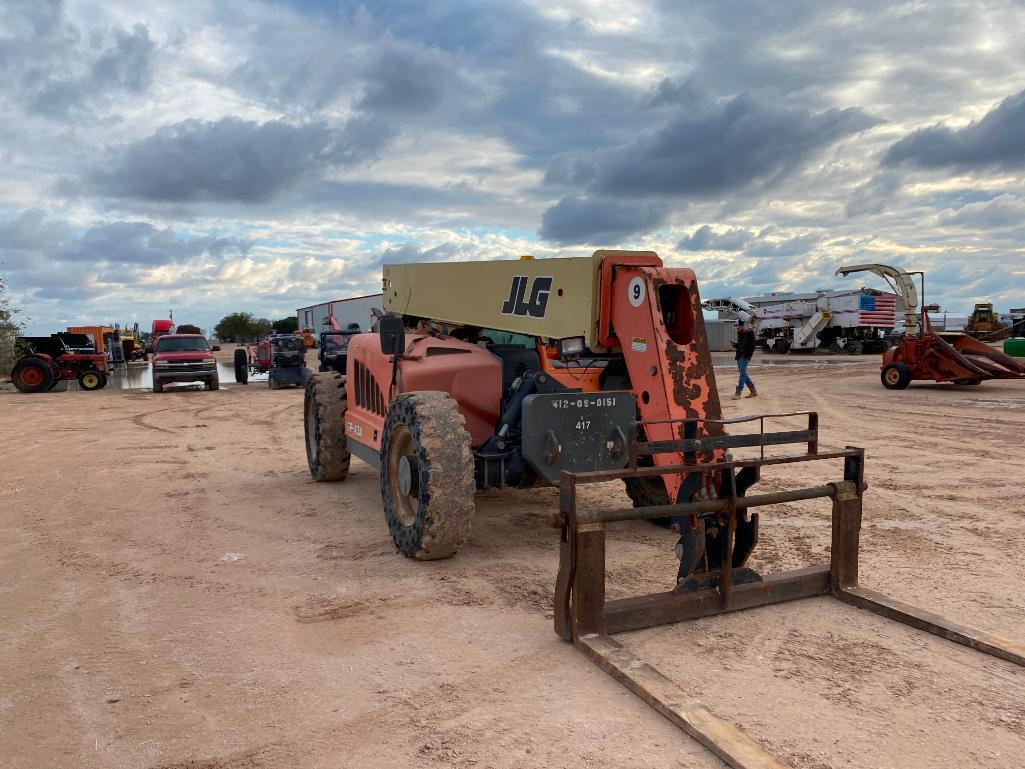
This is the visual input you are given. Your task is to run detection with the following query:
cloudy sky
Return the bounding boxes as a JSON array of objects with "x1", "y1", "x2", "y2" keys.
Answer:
[{"x1": 2, "y1": 0, "x2": 1024, "y2": 334}]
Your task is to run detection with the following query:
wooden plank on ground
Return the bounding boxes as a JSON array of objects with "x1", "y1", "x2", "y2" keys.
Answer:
[
  {"x1": 837, "y1": 585, "x2": 1025, "y2": 667},
  {"x1": 577, "y1": 633, "x2": 792, "y2": 769}
]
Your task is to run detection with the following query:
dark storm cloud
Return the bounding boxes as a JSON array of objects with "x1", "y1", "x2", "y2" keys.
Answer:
[
  {"x1": 845, "y1": 172, "x2": 902, "y2": 217},
  {"x1": 744, "y1": 232, "x2": 821, "y2": 258},
  {"x1": 539, "y1": 197, "x2": 667, "y2": 245},
  {"x1": 55, "y1": 222, "x2": 249, "y2": 265},
  {"x1": 938, "y1": 194, "x2": 1025, "y2": 229},
  {"x1": 0, "y1": 210, "x2": 250, "y2": 271},
  {"x1": 677, "y1": 224, "x2": 753, "y2": 252},
  {"x1": 0, "y1": 1, "x2": 156, "y2": 119},
  {"x1": 357, "y1": 44, "x2": 451, "y2": 115},
  {"x1": 552, "y1": 95, "x2": 881, "y2": 200},
  {"x1": 373, "y1": 242, "x2": 457, "y2": 268},
  {"x1": 884, "y1": 89, "x2": 1025, "y2": 171},
  {"x1": 87, "y1": 117, "x2": 391, "y2": 204},
  {"x1": 0, "y1": 209, "x2": 69, "y2": 253}
]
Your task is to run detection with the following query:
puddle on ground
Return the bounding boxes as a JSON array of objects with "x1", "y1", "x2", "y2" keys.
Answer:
[{"x1": 53, "y1": 362, "x2": 253, "y2": 391}]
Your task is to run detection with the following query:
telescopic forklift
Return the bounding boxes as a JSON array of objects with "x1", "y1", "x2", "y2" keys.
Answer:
[{"x1": 303, "y1": 250, "x2": 1025, "y2": 769}]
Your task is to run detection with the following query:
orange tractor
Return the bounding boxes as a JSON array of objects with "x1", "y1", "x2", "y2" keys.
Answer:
[{"x1": 304, "y1": 251, "x2": 1024, "y2": 768}]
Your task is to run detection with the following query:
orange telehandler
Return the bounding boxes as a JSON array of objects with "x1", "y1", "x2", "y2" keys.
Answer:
[{"x1": 304, "y1": 250, "x2": 1024, "y2": 768}]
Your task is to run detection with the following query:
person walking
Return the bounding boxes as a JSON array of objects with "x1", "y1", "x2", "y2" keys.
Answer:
[{"x1": 732, "y1": 319, "x2": 757, "y2": 399}]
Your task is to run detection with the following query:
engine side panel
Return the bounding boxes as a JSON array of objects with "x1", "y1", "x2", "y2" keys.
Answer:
[
  {"x1": 344, "y1": 333, "x2": 503, "y2": 453},
  {"x1": 398, "y1": 336, "x2": 502, "y2": 447}
]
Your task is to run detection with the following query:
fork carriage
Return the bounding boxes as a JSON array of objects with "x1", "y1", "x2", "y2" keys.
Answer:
[{"x1": 552, "y1": 411, "x2": 1025, "y2": 769}]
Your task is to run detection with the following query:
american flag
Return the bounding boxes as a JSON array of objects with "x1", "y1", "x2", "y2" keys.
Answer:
[{"x1": 859, "y1": 293, "x2": 896, "y2": 326}]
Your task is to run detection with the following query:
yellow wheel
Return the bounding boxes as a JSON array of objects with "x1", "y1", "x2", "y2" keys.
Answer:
[
  {"x1": 880, "y1": 363, "x2": 910, "y2": 390},
  {"x1": 78, "y1": 370, "x2": 106, "y2": 391}
]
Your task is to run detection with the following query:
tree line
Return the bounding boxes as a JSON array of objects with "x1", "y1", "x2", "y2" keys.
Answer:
[{"x1": 213, "y1": 312, "x2": 297, "y2": 341}]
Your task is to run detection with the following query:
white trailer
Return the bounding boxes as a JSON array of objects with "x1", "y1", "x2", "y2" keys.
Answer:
[
  {"x1": 707, "y1": 288, "x2": 903, "y2": 353},
  {"x1": 296, "y1": 294, "x2": 384, "y2": 338}
]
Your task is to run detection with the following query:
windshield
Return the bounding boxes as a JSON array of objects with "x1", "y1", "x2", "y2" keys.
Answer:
[
  {"x1": 323, "y1": 334, "x2": 353, "y2": 352},
  {"x1": 156, "y1": 336, "x2": 209, "y2": 352}
]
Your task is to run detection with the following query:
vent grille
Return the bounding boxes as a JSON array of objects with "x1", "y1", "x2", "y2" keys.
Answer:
[{"x1": 353, "y1": 360, "x2": 386, "y2": 416}]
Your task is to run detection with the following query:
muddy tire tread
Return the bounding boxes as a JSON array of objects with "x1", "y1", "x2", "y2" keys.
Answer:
[
  {"x1": 382, "y1": 392, "x2": 475, "y2": 560},
  {"x1": 305, "y1": 372, "x2": 350, "y2": 482}
]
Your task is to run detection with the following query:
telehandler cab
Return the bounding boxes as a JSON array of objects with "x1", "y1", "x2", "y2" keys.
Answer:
[{"x1": 304, "y1": 250, "x2": 1025, "y2": 769}]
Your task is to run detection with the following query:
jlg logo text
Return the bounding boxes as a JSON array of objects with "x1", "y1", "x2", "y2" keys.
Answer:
[{"x1": 501, "y1": 276, "x2": 553, "y2": 318}]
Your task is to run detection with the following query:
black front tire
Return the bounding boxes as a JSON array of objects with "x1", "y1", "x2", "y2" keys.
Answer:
[
  {"x1": 881, "y1": 363, "x2": 911, "y2": 390},
  {"x1": 304, "y1": 372, "x2": 350, "y2": 482},
  {"x1": 381, "y1": 392, "x2": 475, "y2": 559},
  {"x1": 152, "y1": 376, "x2": 164, "y2": 393},
  {"x1": 233, "y1": 349, "x2": 248, "y2": 384}
]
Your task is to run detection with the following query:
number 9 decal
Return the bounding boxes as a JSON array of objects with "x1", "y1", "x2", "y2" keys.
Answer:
[{"x1": 627, "y1": 276, "x2": 645, "y2": 308}]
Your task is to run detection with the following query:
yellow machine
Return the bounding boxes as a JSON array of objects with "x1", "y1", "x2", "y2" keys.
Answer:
[{"x1": 966, "y1": 302, "x2": 1009, "y2": 339}]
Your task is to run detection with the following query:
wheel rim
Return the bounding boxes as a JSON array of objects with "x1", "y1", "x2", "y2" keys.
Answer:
[
  {"x1": 387, "y1": 425, "x2": 418, "y2": 526},
  {"x1": 82, "y1": 373, "x2": 99, "y2": 389},
  {"x1": 19, "y1": 366, "x2": 44, "y2": 387},
  {"x1": 885, "y1": 368, "x2": 900, "y2": 385}
]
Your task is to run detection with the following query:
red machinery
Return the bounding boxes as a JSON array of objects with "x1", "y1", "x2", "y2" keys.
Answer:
[
  {"x1": 148, "y1": 319, "x2": 176, "y2": 354},
  {"x1": 11, "y1": 334, "x2": 109, "y2": 392},
  {"x1": 837, "y1": 263, "x2": 1025, "y2": 388},
  {"x1": 233, "y1": 335, "x2": 311, "y2": 388}
]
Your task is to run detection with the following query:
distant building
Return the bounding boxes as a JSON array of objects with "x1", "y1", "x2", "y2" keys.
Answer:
[{"x1": 296, "y1": 294, "x2": 384, "y2": 334}]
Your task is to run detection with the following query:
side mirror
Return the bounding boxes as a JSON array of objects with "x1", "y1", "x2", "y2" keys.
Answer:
[{"x1": 379, "y1": 314, "x2": 406, "y2": 356}]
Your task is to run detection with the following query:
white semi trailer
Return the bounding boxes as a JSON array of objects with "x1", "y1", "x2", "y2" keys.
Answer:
[{"x1": 705, "y1": 287, "x2": 902, "y2": 353}]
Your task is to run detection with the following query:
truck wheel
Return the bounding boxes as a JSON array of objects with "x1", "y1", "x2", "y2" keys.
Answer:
[
  {"x1": 208, "y1": 374, "x2": 220, "y2": 391},
  {"x1": 381, "y1": 392, "x2": 475, "y2": 560},
  {"x1": 304, "y1": 372, "x2": 350, "y2": 482},
  {"x1": 78, "y1": 369, "x2": 104, "y2": 391},
  {"x1": 152, "y1": 377, "x2": 164, "y2": 394},
  {"x1": 881, "y1": 363, "x2": 911, "y2": 390},
  {"x1": 233, "y1": 349, "x2": 248, "y2": 384},
  {"x1": 12, "y1": 358, "x2": 55, "y2": 393}
]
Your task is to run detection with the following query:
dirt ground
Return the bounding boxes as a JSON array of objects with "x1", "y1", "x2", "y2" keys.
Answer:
[{"x1": 2, "y1": 357, "x2": 1024, "y2": 769}]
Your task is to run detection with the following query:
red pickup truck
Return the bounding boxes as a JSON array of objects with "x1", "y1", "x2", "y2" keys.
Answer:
[{"x1": 151, "y1": 334, "x2": 219, "y2": 392}]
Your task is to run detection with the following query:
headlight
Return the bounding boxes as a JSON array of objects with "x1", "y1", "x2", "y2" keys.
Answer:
[
  {"x1": 557, "y1": 336, "x2": 585, "y2": 358},
  {"x1": 154, "y1": 360, "x2": 170, "y2": 367},
  {"x1": 203, "y1": 359, "x2": 216, "y2": 367}
]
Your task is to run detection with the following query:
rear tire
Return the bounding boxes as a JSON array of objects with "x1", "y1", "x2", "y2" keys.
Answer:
[
  {"x1": 304, "y1": 372, "x2": 350, "y2": 482},
  {"x1": 381, "y1": 392, "x2": 475, "y2": 560},
  {"x1": 881, "y1": 363, "x2": 911, "y2": 390},
  {"x1": 623, "y1": 426, "x2": 672, "y2": 526},
  {"x1": 234, "y1": 349, "x2": 248, "y2": 384},
  {"x1": 12, "y1": 357, "x2": 55, "y2": 393}
]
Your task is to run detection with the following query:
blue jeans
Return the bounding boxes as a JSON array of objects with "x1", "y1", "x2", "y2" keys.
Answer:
[{"x1": 736, "y1": 357, "x2": 754, "y2": 393}]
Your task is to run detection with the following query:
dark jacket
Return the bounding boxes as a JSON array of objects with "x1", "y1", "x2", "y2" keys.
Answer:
[{"x1": 734, "y1": 328, "x2": 756, "y2": 360}]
